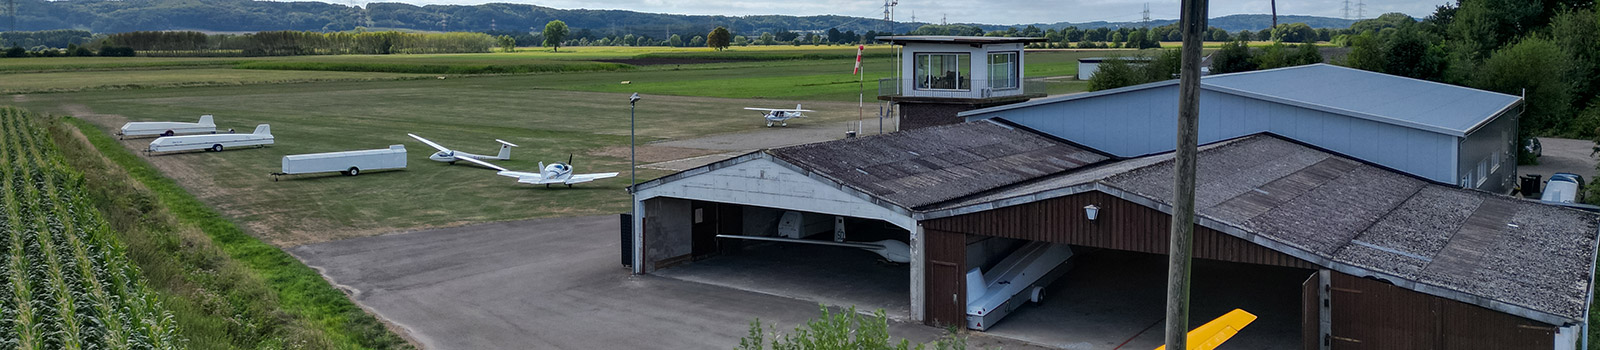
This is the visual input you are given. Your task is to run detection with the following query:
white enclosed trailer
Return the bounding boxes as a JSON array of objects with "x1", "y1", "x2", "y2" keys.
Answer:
[
  {"x1": 272, "y1": 145, "x2": 406, "y2": 180},
  {"x1": 147, "y1": 124, "x2": 273, "y2": 154},
  {"x1": 964, "y1": 242, "x2": 1074, "y2": 331},
  {"x1": 118, "y1": 115, "x2": 217, "y2": 138}
]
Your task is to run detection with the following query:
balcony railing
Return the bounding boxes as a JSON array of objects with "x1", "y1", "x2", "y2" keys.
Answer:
[{"x1": 878, "y1": 78, "x2": 1047, "y2": 101}]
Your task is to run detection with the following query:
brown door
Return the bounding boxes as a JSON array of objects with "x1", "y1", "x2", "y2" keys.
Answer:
[
  {"x1": 925, "y1": 229, "x2": 967, "y2": 327},
  {"x1": 690, "y1": 201, "x2": 718, "y2": 259},
  {"x1": 1302, "y1": 271, "x2": 1320, "y2": 350}
]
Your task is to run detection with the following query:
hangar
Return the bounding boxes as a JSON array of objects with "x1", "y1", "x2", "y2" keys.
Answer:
[{"x1": 627, "y1": 61, "x2": 1597, "y2": 349}]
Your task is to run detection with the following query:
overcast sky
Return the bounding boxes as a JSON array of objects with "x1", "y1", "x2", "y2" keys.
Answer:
[{"x1": 323, "y1": 0, "x2": 1454, "y2": 25}]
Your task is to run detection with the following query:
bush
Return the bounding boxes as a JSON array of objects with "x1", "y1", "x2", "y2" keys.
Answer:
[
  {"x1": 97, "y1": 46, "x2": 136, "y2": 57},
  {"x1": 1211, "y1": 40, "x2": 1255, "y2": 74},
  {"x1": 3, "y1": 46, "x2": 26, "y2": 58},
  {"x1": 737, "y1": 305, "x2": 967, "y2": 350},
  {"x1": 1087, "y1": 58, "x2": 1145, "y2": 91},
  {"x1": 1472, "y1": 36, "x2": 1573, "y2": 135}
]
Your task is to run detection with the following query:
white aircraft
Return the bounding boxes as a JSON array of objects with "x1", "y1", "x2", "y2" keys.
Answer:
[
  {"x1": 495, "y1": 155, "x2": 619, "y2": 188},
  {"x1": 744, "y1": 104, "x2": 814, "y2": 127},
  {"x1": 407, "y1": 133, "x2": 517, "y2": 169}
]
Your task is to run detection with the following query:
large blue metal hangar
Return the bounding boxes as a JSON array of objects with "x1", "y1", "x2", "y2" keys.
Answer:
[{"x1": 626, "y1": 57, "x2": 1597, "y2": 349}]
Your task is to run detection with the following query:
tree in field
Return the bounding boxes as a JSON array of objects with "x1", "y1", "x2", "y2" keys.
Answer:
[
  {"x1": 1271, "y1": 23, "x2": 1317, "y2": 43},
  {"x1": 1211, "y1": 40, "x2": 1256, "y2": 74},
  {"x1": 690, "y1": 35, "x2": 706, "y2": 47},
  {"x1": 668, "y1": 34, "x2": 683, "y2": 47},
  {"x1": 708, "y1": 26, "x2": 731, "y2": 51},
  {"x1": 733, "y1": 35, "x2": 749, "y2": 46},
  {"x1": 496, "y1": 35, "x2": 516, "y2": 52},
  {"x1": 543, "y1": 20, "x2": 569, "y2": 52},
  {"x1": 759, "y1": 32, "x2": 776, "y2": 45}
]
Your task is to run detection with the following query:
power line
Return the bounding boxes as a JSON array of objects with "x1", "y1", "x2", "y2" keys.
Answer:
[
  {"x1": 1357, "y1": 0, "x2": 1366, "y2": 19},
  {"x1": 1342, "y1": 0, "x2": 1352, "y2": 20},
  {"x1": 1142, "y1": 3, "x2": 1151, "y2": 28}
]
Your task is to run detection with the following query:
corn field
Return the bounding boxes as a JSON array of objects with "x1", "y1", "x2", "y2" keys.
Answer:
[{"x1": 0, "y1": 107, "x2": 183, "y2": 350}]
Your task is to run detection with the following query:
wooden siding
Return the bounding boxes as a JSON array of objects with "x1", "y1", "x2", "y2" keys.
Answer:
[
  {"x1": 925, "y1": 229, "x2": 968, "y2": 327},
  {"x1": 924, "y1": 191, "x2": 1316, "y2": 269},
  {"x1": 1326, "y1": 272, "x2": 1554, "y2": 350}
]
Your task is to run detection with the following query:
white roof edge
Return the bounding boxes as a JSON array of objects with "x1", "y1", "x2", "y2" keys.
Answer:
[{"x1": 960, "y1": 80, "x2": 1180, "y2": 119}]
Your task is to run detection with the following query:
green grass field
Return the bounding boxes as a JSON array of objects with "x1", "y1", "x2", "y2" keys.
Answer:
[{"x1": 1, "y1": 46, "x2": 1129, "y2": 245}]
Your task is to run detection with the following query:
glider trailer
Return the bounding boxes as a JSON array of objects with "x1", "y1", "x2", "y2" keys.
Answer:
[
  {"x1": 147, "y1": 124, "x2": 274, "y2": 154},
  {"x1": 272, "y1": 145, "x2": 407, "y2": 181},
  {"x1": 118, "y1": 115, "x2": 217, "y2": 139}
]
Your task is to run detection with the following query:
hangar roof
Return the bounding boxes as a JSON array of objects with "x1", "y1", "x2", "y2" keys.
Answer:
[
  {"x1": 769, "y1": 121, "x2": 1109, "y2": 209},
  {"x1": 960, "y1": 64, "x2": 1524, "y2": 137},
  {"x1": 921, "y1": 134, "x2": 1599, "y2": 325}
]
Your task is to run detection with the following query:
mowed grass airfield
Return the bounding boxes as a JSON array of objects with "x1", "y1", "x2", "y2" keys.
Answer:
[{"x1": 5, "y1": 45, "x2": 1142, "y2": 246}]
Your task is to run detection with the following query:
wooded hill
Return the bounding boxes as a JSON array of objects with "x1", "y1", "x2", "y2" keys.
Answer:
[{"x1": 3, "y1": 0, "x2": 1355, "y2": 36}]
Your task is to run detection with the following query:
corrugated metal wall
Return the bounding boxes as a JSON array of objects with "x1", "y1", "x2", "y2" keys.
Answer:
[
  {"x1": 924, "y1": 191, "x2": 1316, "y2": 269},
  {"x1": 1326, "y1": 271, "x2": 1555, "y2": 349},
  {"x1": 966, "y1": 86, "x2": 1462, "y2": 184}
]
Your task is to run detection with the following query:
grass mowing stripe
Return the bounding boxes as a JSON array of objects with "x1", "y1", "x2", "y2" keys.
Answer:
[{"x1": 66, "y1": 117, "x2": 408, "y2": 349}]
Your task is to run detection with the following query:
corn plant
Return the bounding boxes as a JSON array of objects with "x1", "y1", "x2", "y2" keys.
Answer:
[{"x1": 0, "y1": 107, "x2": 184, "y2": 349}]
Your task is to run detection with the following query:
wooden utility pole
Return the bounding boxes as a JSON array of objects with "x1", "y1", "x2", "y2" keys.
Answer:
[{"x1": 1166, "y1": 0, "x2": 1207, "y2": 348}]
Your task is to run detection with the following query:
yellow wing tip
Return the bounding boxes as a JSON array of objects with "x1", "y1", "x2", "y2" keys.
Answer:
[{"x1": 1152, "y1": 309, "x2": 1257, "y2": 350}]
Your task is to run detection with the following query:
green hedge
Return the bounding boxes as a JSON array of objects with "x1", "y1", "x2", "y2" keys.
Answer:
[{"x1": 236, "y1": 61, "x2": 633, "y2": 74}]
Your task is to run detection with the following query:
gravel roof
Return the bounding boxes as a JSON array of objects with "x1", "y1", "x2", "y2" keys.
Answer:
[
  {"x1": 928, "y1": 134, "x2": 1599, "y2": 322},
  {"x1": 768, "y1": 122, "x2": 1109, "y2": 209}
]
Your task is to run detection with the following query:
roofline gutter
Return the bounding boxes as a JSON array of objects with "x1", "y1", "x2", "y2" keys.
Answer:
[
  {"x1": 631, "y1": 151, "x2": 918, "y2": 221},
  {"x1": 1460, "y1": 98, "x2": 1525, "y2": 137},
  {"x1": 916, "y1": 180, "x2": 1584, "y2": 326},
  {"x1": 1584, "y1": 223, "x2": 1599, "y2": 349}
]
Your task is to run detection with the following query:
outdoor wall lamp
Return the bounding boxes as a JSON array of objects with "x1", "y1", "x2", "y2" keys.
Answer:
[{"x1": 1084, "y1": 204, "x2": 1100, "y2": 221}]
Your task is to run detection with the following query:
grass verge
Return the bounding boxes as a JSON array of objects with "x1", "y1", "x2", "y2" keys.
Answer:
[
  {"x1": 236, "y1": 60, "x2": 634, "y2": 74},
  {"x1": 63, "y1": 116, "x2": 411, "y2": 349}
]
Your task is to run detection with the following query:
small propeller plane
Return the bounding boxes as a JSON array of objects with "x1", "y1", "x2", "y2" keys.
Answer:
[
  {"x1": 407, "y1": 133, "x2": 517, "y2": 169},
  {"x1": 744, "y1": 104, "x2": 814, "y2": 127},
  {"x1": 495, "y1": 155, "x2": 619, "y2": 188}
]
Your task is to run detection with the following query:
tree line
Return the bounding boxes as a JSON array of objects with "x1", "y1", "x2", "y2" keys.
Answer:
[{"x1": 101, "y1": 30, "x2": 495, "y2": 56}]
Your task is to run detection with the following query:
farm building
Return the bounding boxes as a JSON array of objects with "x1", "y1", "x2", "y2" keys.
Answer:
[
  {"x1": 627, "y1": 65, "x2": 1594, "y2": 349},
  {"x1": 876, "y1": 36, "x2": 1047, "y2": 130},
  {"x1": 962, "y1": 63, "x2": 1525, "y2": 194}
]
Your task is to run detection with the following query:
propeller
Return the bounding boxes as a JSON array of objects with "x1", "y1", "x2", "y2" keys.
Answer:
[{"x1": 567, "y1": 154, "x2": 574, "y2": 166}]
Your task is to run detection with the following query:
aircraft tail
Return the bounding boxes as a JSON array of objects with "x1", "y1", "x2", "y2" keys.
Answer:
[
  {"x1": 796, "y1": 104, "x2": 803, "y2": 111},
  {"x1": 198, "y1": 114, "x2": 215, "y2": 126},
  {"x1": 1152, "y1": 309, "x2": 1257, "y2": 350},
  {"x1": 252, "y1": 124, "x2": 270, "y2": 135},
  {"x1": 495, "y1": 139, "x2": 518, "y2": 160}
]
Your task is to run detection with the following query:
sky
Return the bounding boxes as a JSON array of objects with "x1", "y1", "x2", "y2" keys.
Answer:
[{"x1": 322, "y1": 0, "x2": 1456, "y2": 25}]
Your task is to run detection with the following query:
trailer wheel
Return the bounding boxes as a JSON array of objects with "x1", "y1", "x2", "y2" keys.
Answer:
[
  {"x1": 162, "y1": 130, "x2": 175, "y2": 137},
  {"x1": 211, "y1": 144, "x2": 223, "y2": 152},
  {"x1": 347, "y1": 167, "x2": 360, "y2": 176},
  {"x1": 1029, "y1": 286, "x2": 1046, "y2": 303}
]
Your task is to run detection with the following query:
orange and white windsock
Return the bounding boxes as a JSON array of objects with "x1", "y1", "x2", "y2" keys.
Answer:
[{"x1": 854, "y1": 45, "x2": 864, "y2": 74}]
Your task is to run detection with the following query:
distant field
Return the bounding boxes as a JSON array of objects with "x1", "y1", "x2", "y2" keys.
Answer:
[
  {"x1": 0, "y1": 68, "x2": 431, "y2": 93},
  {"x1": 0, "y1": 46, "x2": 1121, "y2": 98}
]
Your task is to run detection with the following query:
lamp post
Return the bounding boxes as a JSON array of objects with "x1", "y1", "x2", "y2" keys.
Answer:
[{"x1": 630, "y1": 93, "x2": 640, "y2": 189}]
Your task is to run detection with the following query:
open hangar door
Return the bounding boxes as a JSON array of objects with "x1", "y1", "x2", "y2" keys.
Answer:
[
  {"x1": 646, "y1": 198, "x2": 915, "y2": 316},
  {"x1": 921, "y1": 191, "x2": 1318, "y2": 348}
]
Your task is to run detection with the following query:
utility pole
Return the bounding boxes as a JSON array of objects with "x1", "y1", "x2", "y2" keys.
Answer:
[
  {"x1": 1166, "y1": 0, "x2": 1206, "y2": 349},
  {"x1": 1343, "y1": 0, "x2": 1352, "y2": 20},
  {"x1": 1270, "y1": 0, "x2": 1278, "y2": 29},
  {"x1": 1357, "y1": 0, "x2": 1366, "y2": 19}
]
